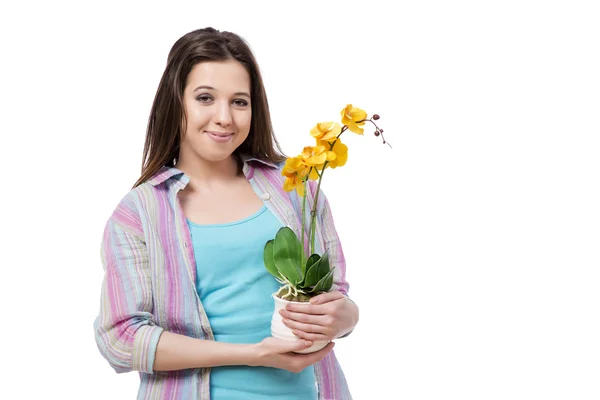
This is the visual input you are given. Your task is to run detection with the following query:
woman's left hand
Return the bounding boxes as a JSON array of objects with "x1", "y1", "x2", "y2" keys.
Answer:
[{"x1": 279, "y1": 291, "x2": 359, "y2": 342}]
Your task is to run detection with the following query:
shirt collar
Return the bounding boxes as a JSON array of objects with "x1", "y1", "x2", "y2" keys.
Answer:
[{"x1": 147, "y1": 154, "x2": 279, "y2": 187}]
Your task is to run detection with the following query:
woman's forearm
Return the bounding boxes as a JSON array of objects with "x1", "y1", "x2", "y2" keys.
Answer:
[{"x1": 153, "y1": 331, "x2": 256, "y2": 371}]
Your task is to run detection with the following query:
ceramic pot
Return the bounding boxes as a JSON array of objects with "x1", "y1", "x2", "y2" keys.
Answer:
[{"x1": 270, "y1": 293, "x2": 329, "y2": 354}]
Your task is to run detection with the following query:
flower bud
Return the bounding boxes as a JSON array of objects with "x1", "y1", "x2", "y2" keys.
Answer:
[
  {"x1": 374, "y1": 130, "x2": 380, "y2": 136},
  {"x1": 372, "y1": 114, "x2": 380, "y2": 120}
]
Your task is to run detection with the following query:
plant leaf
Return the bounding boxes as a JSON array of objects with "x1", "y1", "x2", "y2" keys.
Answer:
[
  {"x1": 301, "y1": 254, "x2": 321, "y2": 287},
  {"x1": 273, "y1": 227, "x2": 303, "y2": 285},
  {"x1": 307, "y1": 267, "x2": 335, "y2": 293},
  {"x1": 302, "y1": 253, "x2": 319, "y2": 280},
  {"x1": 263, "y1": 240, "x2": 280, "y2": 279},
  {"x1": 314, "y1": 249, "x2": 330, "y2": 282}
]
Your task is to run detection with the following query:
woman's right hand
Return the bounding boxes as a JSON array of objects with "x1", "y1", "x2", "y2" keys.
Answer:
[{"x1": 251, "y1": 337, "x2": 334, "y2": 373}]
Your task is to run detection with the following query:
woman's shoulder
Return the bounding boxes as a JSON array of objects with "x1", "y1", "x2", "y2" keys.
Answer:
[
  {"x1": 105, "y1": 186, "x2": 147, "y2": 228},
  {"x1": 106, "y1": 168, "x2": 177, "y2": 225},
  {"x1": 241, "y1": 153, "x2": 284, "y2": 169},
  {"x1": 250, "y1": 159, "x2": 288, "y2": 188}
]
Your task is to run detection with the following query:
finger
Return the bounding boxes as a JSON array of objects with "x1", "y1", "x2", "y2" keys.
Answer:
[
  {"x1": 309, "y1": 290, "x2": 345, "y2": 305},
  {"x1": 289, "y1": 329, "x2": 330, "y2": 342},
  {"x1": 272, "y1": 337, "x2": 314, "y2": 353},
  {"x1": 302, "y1": 342, "x2": 335, "y2": 363},
  {"x1": 284, "y1": 302, "x2": 323, "y2": 315},
  {"x1": 280, "y1": 309, "x2": 327, "y2": 326},
  {"x1": 283, "y1": 317, "x2": 327, "y2": 335}
]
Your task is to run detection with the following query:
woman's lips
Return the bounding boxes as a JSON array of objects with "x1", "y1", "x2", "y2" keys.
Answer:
[{"x1": 205, "y1": 131, "x2": 233, "y2": 143}]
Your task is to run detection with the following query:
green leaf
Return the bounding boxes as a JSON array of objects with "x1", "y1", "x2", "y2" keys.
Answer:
[
  {"x1": 301, "y1": 254, "x2": 321, "y2": 287},
  {"x1": 273, "y1": 227, "x2": 303, "y2": 285},
  {"x1": 308, "y1": 267, "x2": 335, "y2": 293},
  {"x1": 315, "y1": 250, "x2": 331, "y2": 282},
  {"x1": 303, "y1": 250, "x2": 330, "y2": 289},
  {"x1": 302, "y1": 253, "x2": 319, "y2": 280},
  {"x1": 263, "y1": 240, "x2": 280, "y2": 279}
]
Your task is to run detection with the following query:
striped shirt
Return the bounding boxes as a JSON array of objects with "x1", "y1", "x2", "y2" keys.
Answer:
[{"x1": 93, "y1": 155, "x2": 353, "y2": 400}]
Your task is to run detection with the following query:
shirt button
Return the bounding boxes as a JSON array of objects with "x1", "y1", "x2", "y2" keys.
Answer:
[{"x1": 261, "y1": 193, "x2": 271, "y2": 201}]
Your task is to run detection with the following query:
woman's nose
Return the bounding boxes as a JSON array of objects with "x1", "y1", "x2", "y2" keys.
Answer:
[{"x1": 213, "y1": 101, "x2": 232, "y2": 127}]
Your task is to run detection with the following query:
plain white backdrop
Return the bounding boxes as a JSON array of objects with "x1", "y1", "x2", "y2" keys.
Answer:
[{"x1": 1, "y1": 1, "x2": 599, "y2": 399}]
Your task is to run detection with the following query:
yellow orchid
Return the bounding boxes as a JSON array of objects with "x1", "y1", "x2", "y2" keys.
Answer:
[
  {"x1": 310, "y1": 122, "x2": 342, "y2": 141},
  {"x1": 318, "y1": 138, "x2": 348, "y2": 169},
  {"x1": 282, "y1": 156, "x2": 309, "y2": 179},
  {"x1": 282, "y1": 157, "x2": 310, "y2": 196},
  {"x1": 341, "y1": 104, "x2": 367, "y2": 135},
  {"x1": 299, "y1": 145, "x2": 336, "y2": 181},
  {"x1": 300, "y1": 145, "x2": 336, "y2": 167},
  {"x1": 283, "y1": 174, "x2": 305, "y2": 197}
]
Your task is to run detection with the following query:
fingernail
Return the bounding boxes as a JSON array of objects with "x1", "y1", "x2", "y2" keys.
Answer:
[
  {"x1": 310, "y1": 298, "x2": 319, "y2": 304},
  {"x1": 305, "y1": 341, "x2": 312, "y2": 346}
]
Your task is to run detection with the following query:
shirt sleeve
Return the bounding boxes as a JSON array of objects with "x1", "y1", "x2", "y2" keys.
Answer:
[
  {"x1": 316, "y1": 190, "x2": 350, "y2": 297},
  {"x1": 93, "y1": 195, "x2": 164, "y2": 374},
  {"x1": 317, "y1": 191, "x2": 357, "y2": 338}
]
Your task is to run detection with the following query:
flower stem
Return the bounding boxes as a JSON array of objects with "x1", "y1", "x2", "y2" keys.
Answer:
[
  {"x1": 308, "y1": 128, "x2": 347, "y2": 253},
  {"x1": 301, "y1": 176, "x2": 308, "y2": 261},
  {"x1": 309, "y1": 164, "x2": 326, "y2": 255}
]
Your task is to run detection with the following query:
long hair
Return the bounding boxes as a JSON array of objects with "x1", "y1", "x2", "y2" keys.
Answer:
[{"x1": 133, "y1": 27, "x2": 285, "y2": 188}]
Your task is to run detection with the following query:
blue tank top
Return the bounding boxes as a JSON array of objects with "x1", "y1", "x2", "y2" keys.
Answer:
[{"x1": 187, "y1": 205, "x2": 317, "y2": 400}]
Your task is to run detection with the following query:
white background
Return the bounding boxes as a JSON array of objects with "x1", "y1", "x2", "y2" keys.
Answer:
[{"x1": 1, "y1": 1, "x2": 599, "y2": 399}]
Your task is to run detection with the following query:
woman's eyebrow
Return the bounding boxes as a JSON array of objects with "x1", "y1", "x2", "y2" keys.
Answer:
[{"x1": 193, "y1": 85, "x2": 250, "y2": 98}]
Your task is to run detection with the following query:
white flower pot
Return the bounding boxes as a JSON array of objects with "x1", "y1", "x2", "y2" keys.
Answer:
[{"x1": 270, "y1": 293, "x2": 329, "y2": 354}]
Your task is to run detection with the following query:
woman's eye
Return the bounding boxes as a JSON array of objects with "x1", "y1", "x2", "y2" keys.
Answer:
[
  {"x1": 196, "y1": 95, "x2": 213, "y2": 103},
  {"x1": 233, "y1": 99, "x2": 249, "y2": 107}
]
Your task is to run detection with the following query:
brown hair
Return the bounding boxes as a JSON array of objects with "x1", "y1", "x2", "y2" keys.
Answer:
[{"x1": 133, "y1": 27, "x2": 285, "y2": 188}]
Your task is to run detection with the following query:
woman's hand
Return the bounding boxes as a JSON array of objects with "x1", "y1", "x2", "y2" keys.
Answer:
[
  {"x1": 252, "y1": 337, "x2": 334, "y2": 373},
  {"x1": 278, "y1": 291, "x2": 359, "y2": 342}
]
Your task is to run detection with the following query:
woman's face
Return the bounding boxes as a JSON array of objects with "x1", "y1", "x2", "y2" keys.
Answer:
[{"x1": 179, "y1": 59, "x2": 252, "y2": 165}]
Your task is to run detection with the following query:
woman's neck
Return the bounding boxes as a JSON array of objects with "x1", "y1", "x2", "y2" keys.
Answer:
[{"x1": 175, "y1": 154, "x2": 241, "y2": 187}]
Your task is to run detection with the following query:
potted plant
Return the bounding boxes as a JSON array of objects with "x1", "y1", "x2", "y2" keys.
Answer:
[{"x1": 263, "y1": 104, "x2": 389, "y2": 353}]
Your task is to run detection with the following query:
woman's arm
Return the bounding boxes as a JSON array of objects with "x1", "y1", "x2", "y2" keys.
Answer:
[
  {"x1": 153, "y1": 331, "x2": 252, "y2": 370},
  {"x1": 153, "y1": 331, "x2": 334, "y2": 373},
  {"x1": 94, "y1": 196, "x2": 163, "y2": 374},
  {"x1": 317, "y1": 190, "x2": 359, "y2": 338}
]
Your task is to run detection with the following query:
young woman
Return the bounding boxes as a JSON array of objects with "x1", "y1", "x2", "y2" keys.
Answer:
[{"x1": 94, "y1": 27, "x2": 359, "y2": 400}]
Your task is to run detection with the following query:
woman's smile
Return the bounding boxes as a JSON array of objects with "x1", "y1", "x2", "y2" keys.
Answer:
[{"x1": 205, "y1": 131, "x2": 234, "y2": 143}]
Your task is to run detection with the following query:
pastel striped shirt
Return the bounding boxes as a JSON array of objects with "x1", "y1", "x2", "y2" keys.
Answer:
[{"x1": 93, "y1": 155, "x2": 353, "y2": 400}]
